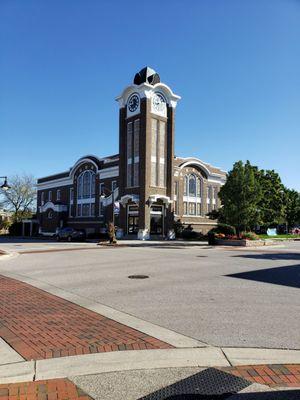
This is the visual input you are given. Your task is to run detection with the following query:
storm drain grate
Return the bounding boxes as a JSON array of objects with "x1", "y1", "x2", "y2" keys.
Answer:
[
  {"x1": 128, "y1": 274, "x2": 149, "y2": 279},
  {"x1": 138, "y1": 368, "x2": 251, "y2": 400}
]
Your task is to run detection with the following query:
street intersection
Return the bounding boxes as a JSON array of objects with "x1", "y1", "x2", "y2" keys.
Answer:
[{"x1": 0, "y1": 239, "x2": 299, "y2": 399}]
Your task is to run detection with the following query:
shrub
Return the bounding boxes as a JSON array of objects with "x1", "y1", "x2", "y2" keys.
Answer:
[
  {"x1": 241, "y1": 231, "x2": 260, "y2": 241},
  {"x1": 208, "y1": 223, "x2": 236, "y2": 236},
  {"x1": 174, "y1": 219, "x2": 184, "y2": 238},
  {"x1": 182, "y1": 226, "x2": 198, "y2": 240}
]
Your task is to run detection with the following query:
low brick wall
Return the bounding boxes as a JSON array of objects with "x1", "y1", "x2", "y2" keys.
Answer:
[{"x1": 215, "y1": 239, "x2": 274, "y2": 247}]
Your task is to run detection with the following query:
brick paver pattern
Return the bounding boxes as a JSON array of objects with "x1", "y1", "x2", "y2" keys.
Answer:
[
  {"x1": 0, "y1": 378, "x2": 93, "y2": 400},
  {"x1": 222, "y1": 364, "x2": 300, "y2": 388},
  {"x1": 0, "y1": 275, "x2": 172, "y2": 360}
]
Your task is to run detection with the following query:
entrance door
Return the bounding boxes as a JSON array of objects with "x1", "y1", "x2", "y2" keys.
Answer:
[
  {"x1": 150, "y1": 214, "x2": 163, "y2": 235},
  {"x1": 150, "y1": 205, "x2": 164, "y2": 235},
  {"x1": 128, "y1": 216, "x2": 139, "y2": 234}
]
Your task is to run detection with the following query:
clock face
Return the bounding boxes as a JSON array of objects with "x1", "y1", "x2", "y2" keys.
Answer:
[
  {"x1": 127, "y1": 93, "x2": 140, "y2": 113},
  {"x1": 152, "y1": 93, "x2": 166, "y2": 114}
]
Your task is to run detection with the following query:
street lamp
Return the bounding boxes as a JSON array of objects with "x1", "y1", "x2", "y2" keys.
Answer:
[
  {"x1": 0, "y1": 177, "x2": 10, "y2": 191},
  {"x1": 100, "y1": 187, "x2": 117, "y2": 244}
]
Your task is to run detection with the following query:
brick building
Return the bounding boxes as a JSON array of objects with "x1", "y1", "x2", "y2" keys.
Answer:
[{"x1": 37, "y1": 67, "x2": 226, "y2": 239}]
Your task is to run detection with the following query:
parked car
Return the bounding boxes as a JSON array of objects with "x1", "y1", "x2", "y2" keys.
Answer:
[{"x1": 56, "y1": 227, "x2": 86, "y2": 242}]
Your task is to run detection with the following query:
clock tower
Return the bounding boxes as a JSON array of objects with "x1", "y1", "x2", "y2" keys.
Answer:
[{"x1": 116, "y1": 67, "x2": 181, "y2": 239}]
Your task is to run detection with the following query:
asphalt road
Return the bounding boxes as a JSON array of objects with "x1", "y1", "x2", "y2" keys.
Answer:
[{"x1": 0, "y1": 239, "x2": 299, "y2": 349}]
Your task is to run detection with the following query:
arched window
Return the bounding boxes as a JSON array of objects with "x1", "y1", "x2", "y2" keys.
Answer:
[
  {"x1": 188, "y1": 174, "x2": 196, "y2": 197},
  {"x1": 183, "y1": 173, "x2": 203, "y2": 216},
  {"x1": 77, "y1": 170, "x2": 96, "y2": 217},
  {"x1": 77, "y1": 170, "x2": 95, "y2": 199},
  {"x1": 183, "y1": 176, "x2": 188, "y2": 196}
]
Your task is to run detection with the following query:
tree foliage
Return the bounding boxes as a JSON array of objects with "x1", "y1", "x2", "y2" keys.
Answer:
[
  {"x1": 0, "y1": 175, "x2": 36, "y2": 222},
  {"x1": 256, "y1": 169, "x2": 286, "y2": 226},
  {"x1": 285, "y1": 188, "x2": 300, "y2": 228},
  {"x1": 218, "y1": 161, "x2": 261, "y2": 233},
  {"x1": 218, "y1": 160, "x2": 299, "y2": 232}
]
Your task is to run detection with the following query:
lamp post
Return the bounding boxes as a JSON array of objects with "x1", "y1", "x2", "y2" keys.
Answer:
[
  {"x1": 100, "y1": 187, "x2": 116, "y2": 244},
  {"x1": 0, "y1": 177, "x2": 10, "y2": 191}
]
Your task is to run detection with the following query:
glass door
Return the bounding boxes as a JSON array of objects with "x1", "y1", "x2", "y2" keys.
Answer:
[
  {"x1": 128, "y1": 216, "x2": 139, "y2": 234},
  {"x1": 150, "y1": 205, "x2": 164, "y2": 235}
]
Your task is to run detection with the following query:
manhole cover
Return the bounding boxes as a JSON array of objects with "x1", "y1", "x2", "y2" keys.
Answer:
[{"x1": 128, "y1": 274, "x2": 149, "y2": 279}]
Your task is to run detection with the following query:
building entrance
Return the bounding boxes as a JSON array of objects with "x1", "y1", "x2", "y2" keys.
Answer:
[
  {"x1": 127, "y1": 205, "x2": 139, "y2": 234},
  {"x1": 150, "y1": 205, "x2": 164, "y2": 235}
]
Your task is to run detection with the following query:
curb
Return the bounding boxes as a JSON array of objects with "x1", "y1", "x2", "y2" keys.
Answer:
[{"x1": 1, "y1": 347, "x2": 300, "y2": 384}]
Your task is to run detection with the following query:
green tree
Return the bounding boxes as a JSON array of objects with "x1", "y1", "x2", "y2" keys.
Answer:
[
  {"x1": 257, "y1": 169, "x2": 286, "y2": 227},
  {"x1": 218, "y1": 161, "x2": 261, "y2": 234},
  {"x1": 284, "y1": 188, "x2": 300, "y2": 229}
]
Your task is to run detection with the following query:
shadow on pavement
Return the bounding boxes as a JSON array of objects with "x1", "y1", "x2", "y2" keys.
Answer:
[
  {"x1": 227, "y1": 391, "x2": 300, "y2": 399},
  {"x1": 138, "y1": 368, "x2": 251, "y2": 400},
  {"x1": 120, "y1": 243, "x2": 211, "y2": 248},
  {"x1": 164, "y1": 393, "x2": 300, "y2": 399},
  {"x1": 232, "y1": 253, "x2": 300, "y2": 261},
  {"x1": 137, "y1": 368, "x2": 300, "y2": 399},
  {"x1": 226, "y1": 264, "x2": 300, "y2": 289}
]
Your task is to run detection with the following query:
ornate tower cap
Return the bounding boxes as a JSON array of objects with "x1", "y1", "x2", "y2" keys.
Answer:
[{"x1": 134, "y1": 67, "x2": 161, "y2": 85}]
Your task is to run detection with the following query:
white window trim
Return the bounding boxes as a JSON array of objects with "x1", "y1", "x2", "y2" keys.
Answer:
[{"x1": 183, "y1": 174, "x2": 203, "y2": 216}]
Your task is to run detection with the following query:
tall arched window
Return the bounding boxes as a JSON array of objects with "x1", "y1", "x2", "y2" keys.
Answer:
[
  {"x1": 188, "y1": 175, "x2": 196, "y2": 197},
  {"x1": 183, "y1": 174, "x2": 203, "y2": 216},
  {"x1": 77, "y1": 170, "x2": 96, "y2": 217}
]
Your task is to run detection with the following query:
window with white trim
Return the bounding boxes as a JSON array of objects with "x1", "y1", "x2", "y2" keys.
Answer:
[
  {"x1": 69, "y1": 188, "x2": 74, "y2": 217},
  {"x1": 207, "y1": 186, "x2": 212, "y2": 213},
  {"x1": 151, "y1": 118, "x2": 166, "y2": 187},
  {"x1": 99, "y1": 183, "x2": 104, "y2": 217},
  {"x1": 76, "y1": 170, "x2": 96, "y2": 217},
  {"x1": 70, "y1": 188, "x2": 74, "y2": 201},
  {"x1": 174, "y1": 181, "x2": 178, "y2": 215},
  {"x1": 127, "y1": 119, "x2": 140, "y2": 187},
  {"x1": 183, "y1": 174, "x2": 203, "y2": 216},
  {"x1": 48, "y1": 191, "x2": 52, "y2": 202},
  {"x1": 56, "y1": 190, "x2": 61, "y2": 201},
  {"x1": 41, "y1": 192, "x2": 44, "y2": 206}
]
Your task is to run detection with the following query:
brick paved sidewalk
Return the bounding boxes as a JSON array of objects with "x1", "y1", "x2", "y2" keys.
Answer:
[
  {"x1": 0, "y1": 275, "x2": 172, "y2": 360},
  {"x1": 0, "y1": 379, "x2": 92, "y2": 400},
  {"x1": 221, "y1": 364, "x2": 300, "y2": 388}
]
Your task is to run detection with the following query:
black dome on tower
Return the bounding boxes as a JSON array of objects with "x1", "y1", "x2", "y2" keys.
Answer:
[{"x1": 134, "y1": 67, "x2": 161, "y2": 85}]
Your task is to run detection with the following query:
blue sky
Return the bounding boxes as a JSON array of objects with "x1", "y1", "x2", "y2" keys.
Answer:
[{"x1": 1, "y1": 0, "x2": 299, "y2": 190}]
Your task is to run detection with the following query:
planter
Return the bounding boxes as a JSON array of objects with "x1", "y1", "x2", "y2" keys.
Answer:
[{"x1": 215, "y1": 239, "x2": 273, "y2": 247}]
